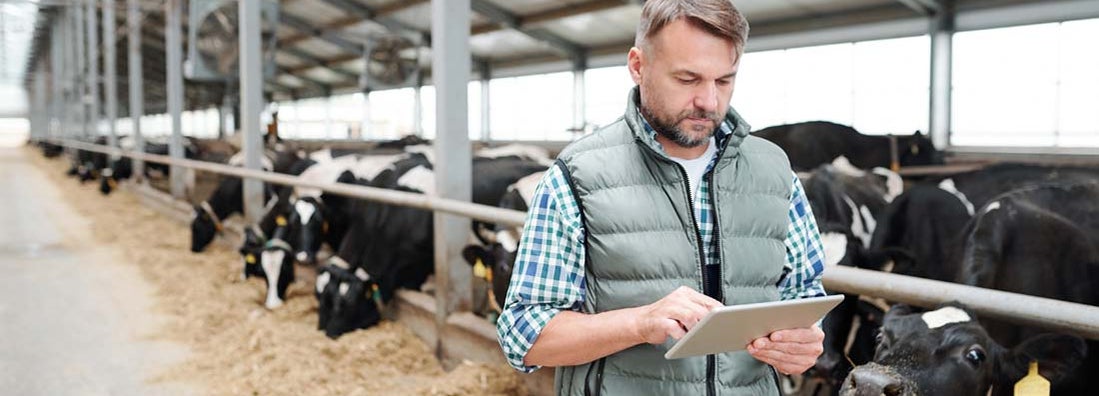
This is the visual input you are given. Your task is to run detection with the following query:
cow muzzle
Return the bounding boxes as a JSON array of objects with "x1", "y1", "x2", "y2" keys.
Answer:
[{"x1": 840, "y1": 363, "x2": 912, "y2": 396}]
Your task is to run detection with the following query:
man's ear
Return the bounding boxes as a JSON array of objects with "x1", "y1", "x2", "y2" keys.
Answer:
[
  {"x1": 628, "y1": 46, "x2": 644, "y2": 86},
  {"x1": 998, "y1": 333, "x2": 1086, "y2": 385}
]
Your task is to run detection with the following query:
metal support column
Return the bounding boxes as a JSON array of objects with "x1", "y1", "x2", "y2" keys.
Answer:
[
  {"x1": 166, "y1": 0, "x2": 186, "y2": 198},
  {"x1": 104, "y1": 0, "x2": 118, "y2": 149},
  {"x1": 572, "y1": 58, "x2": 587, "y2": 134},
  {"x1": 360, "y1": 90, "x2": 371, "y2": 140},
  {"x1": 413, "y1": 74, "x2": 424, "y2": 137},
  {"x1": 929, "y1": 1, "x2": 954, "y2": 150},
  {"x1": 50, "y1": 22, "x2": 63, "y2": 141},
  {"x1": 75, "y1": 5, "x2": 86, "y2": 138},
  {"x1": 239, "y1": 0, "x2": 266, "y2": 224},
  {"x1": 32, "y1": 69, "x2": 47, "y2": 141},
  {"x1": 431, "y1": 0, "x2": 473, "y2": 341},
  {"x1": 87, "y1": 0, "x2": 100, "y2": 137},
  {"x1": 480, "y1": 63, "x2": 491, "y2": 142},
  {"x1": 128, "y1": 0, "x2": 145, "y2": 182}
]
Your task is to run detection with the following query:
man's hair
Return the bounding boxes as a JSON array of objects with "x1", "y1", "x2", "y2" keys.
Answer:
[{"x1": 635, "y1": 0, "x2": 750, "y2": 54}]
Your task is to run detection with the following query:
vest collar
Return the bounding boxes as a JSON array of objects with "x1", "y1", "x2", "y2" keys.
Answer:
[{"x1": 624, "y1": 86, "x2": 753, "y2": 165}]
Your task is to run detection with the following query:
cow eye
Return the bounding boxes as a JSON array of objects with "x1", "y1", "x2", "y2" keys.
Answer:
[{"x1": 964, "y1": 347, "x2": 985, "y2": 366}]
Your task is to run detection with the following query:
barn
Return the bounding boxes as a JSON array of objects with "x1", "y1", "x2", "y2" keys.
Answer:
[{"x1": 3, "y1": 0, "x2": 1099, "y2": 395}]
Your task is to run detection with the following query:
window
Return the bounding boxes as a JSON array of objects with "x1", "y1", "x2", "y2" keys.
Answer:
[{"x1": 952, "y1": 19, "x2": 1099, "y2": 147}]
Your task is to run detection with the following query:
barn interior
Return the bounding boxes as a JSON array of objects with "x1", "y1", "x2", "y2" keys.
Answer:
[{"x1": 3, "y1": 0, "x2": 1099, "y2": 395}]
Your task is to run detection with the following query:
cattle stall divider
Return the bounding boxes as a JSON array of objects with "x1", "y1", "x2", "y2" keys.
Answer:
[{"x1": 43, "y1": 139, "x2": 1099, "y2": 388}]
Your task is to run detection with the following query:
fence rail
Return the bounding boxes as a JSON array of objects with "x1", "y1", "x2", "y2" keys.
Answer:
[{"x1": 44, "y1": 138, "x2": 1099, "y2": 340}]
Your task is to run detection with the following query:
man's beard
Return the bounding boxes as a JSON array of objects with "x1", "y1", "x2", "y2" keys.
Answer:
[{"x1": 640, "y1": 105, "x2": 722, "y2": 148}]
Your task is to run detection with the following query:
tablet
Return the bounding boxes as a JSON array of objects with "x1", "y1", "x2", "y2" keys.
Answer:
[{"x1": 664, "y1": 295, "x2": 844, "y2": 360}]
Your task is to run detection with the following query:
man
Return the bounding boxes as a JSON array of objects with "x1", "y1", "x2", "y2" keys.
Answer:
[{"x1": 496, "y1": 1, "x2": 828, "y2": 394}]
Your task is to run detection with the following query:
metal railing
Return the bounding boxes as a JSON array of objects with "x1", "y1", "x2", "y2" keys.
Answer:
[{"x1": 44, "y1": 138, "x2": 1099, "y2": 340}]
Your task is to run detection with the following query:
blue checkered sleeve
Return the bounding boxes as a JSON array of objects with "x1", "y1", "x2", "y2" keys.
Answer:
[
  {"x1": 496, "y1": 163, "x2": 587, "y2": 373},
  {"x1": 780, "y1": 174, "x2": 828, "y2": 300}
]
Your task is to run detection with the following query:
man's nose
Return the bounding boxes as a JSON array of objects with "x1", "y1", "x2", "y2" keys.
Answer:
[{"x1": 692, "y1": 82, "x2": 719, "y2": 113}]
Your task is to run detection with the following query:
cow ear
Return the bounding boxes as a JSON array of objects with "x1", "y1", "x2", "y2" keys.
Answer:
[
  {"x1": 914, "y1": 130, "x2": 924, "y2": 137},
  {"x1": 462, "y1": 245, "x2": 486, "y2": 266},
  {"x1": 999, "y1": 333, "x2": 1086, "y2": 385}
]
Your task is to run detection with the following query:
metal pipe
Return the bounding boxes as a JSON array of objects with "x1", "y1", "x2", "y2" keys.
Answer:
[
  {"x1": 87, "y1": 0, "x2": 100, "y2": 138},
  {"x1": 75, "y1": 5, "x2": 86, "y2": 138},
  {"x1": 929, "y1": 1, "x2": 954, "y2": 150},
  {"x1": 104, "y1": 0, "x2": 118, "y2": 150},
  {"x1": 46, "y1": 138, "x2": 1099, "y2": 341},
  {"x1": 128, "y1": 0, "x2": 145, "y2": 183},
  {"x1": 823, "y1": 266, "x2": 1099, "y2": 340},
  {"x1": 239, "y1": 0, "x2": 266, "y2": 224},
  {"x1": 165, "y1": 0, "x2": 186, "y2": 198},
  {"x1": 432, "y1": 0, "x2": 474, "y2": 341},
  {"x1": 48, "y1": 139, "x2": 527, "y2": 226}
]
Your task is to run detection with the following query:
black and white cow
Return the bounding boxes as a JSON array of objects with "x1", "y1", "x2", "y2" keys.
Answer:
[
  {"x1": 315, "y1": 155, "x2": 547, "y2": 338},
  {"x1": 839, "y1": 303, "x2": 1086, "y2": 396},
  {"x1": 189, "y1": 149, "x2": 308, "y2": 252},
  {"x1": 462, "y1": 170, "x2": 544, "y2": 318},
  {"x1": 867, "y1": 163, "x2": 1099, "y2": 280},
  {"x1": 792, "y1": 159, "x2": 901, "y2": 395},
  {"x1": 953, "y1": 181, "x2": 1099, "y2": 394},
  {"x1": 752, "y1": 121, "x2": 941, "y2": 171}
]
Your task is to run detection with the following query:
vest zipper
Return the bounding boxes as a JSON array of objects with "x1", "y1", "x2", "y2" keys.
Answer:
[{"x1": 636, "y1": 137, "x2": 729, "y2": 396}]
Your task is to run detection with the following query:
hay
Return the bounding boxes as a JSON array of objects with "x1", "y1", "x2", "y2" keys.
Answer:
[{"x1": 29, "y1": 149, "x2": 525, "y2": 396}]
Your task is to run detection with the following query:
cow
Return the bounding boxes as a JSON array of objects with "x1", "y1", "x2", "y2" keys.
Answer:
[
  {"x1": 462, "y1": 170, "x2": 544, "y2": 319},
  {"x1": 316, "y1": 155, "x2": 548, "y2": 338},
  {"x1": 189, "y1": 149, "x2": 309, "y2": 252},
  {"x1": 751, "y1": 121, "x2": 941, "y2": 171},
  {"x1": 953, "y1": 181, "x2": 1099, "y2": 394},
  {"x1": 839, "y1": 303, "x2": 1086, "y2": 396},
  {"x1": 249, "y1": 210, "x2": 301, "y2": 310},
  {"x1": 788, "y1": 160, "x2": 900, "y2": 395},
  {"x1": 867, "y1": 163, "x2": 1099, "y2": 280}
]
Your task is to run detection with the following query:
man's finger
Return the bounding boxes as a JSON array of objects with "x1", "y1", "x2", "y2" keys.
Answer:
[
  {"x1": 748, "y1": 347, "x2": 813, "y2": 368},
  {"x1": 770, "y1": 326, "x2": 824, "y2": 343},
  {"x1": 761, "y1": 340, "x2": 823, "y2": 356}
]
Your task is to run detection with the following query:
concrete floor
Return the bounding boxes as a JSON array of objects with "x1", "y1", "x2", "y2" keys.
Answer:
[{"x1": 0, "y1": 146, "x2": 195, "y2": 396}]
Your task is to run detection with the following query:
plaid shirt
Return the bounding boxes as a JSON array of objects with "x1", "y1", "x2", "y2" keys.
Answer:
[{"x1": 496, "y1": 115, "x2": 828, "y2": 373}]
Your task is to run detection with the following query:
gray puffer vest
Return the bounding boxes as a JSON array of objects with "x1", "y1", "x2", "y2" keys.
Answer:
[{"x1": 553, "y1": 87, "x2": 793, "y2": 395}]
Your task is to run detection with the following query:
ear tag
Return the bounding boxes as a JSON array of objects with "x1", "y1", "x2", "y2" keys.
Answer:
[
  {"x1": 485, "y1": 267, "x2": 494, "y2": 283},
  {"x1": 323, "y1": 221, "x2": 329, "y2": 234},
  {"x1": 245, "y1": 254, "x2": 256, "y2": 264},
  {"x1": 473, "y1": 258, "x2": 487, "y2": 279},
  {"x1": 276, "y1": 216, "x2": 287, "y2": 226},
  {"x1": 1014, "y1": 361, "x2": 1050, "y2": 396},
  {"x1": 215, "y1": 223, "x2": 224, "y2": 232}
]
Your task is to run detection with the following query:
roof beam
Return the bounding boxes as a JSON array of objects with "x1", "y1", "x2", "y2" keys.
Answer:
[
  {"x1": 280, "y1": 13, "x2": 364, "y2": 55},
  {"x1": 470, "y1": 0, "x2": 586, "y2": 60},
  {"x1": 316, "y1": 0, "x2": 424, "y2": 35},
  {"x1": 281, "y1": 47, "x2": 359, "y2": 81},
  {"x1": 285, "y1": 53, "x2": 360, "y2": 75},
  {"x1": 895, "y1": 0, "x2": 941, "y2": 15},
  {"x1": 471, "y1": 0, "x2": 626, "y2": 35},
  {"x1": 280, "y1": 0, "x2": 428, "y2": 47}
]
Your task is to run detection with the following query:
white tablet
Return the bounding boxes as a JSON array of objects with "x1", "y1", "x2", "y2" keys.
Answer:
[{"x1": 664, "y1": 295, "x2": 845, "y2": 360}]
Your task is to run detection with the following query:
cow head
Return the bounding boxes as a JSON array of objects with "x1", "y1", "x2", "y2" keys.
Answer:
[
  {"x1": 190, "y1": 202, "x2": 222, "y2": 253},
  {"x1": 462, "y1": 241, "x2": 515, "y2": 315},
  {"x1": 315, "y1": 256, "x2": 383, "y2": 339},
  {"x1": 255, "y1": 213, "x2": 299, "y2": 309},
  {"x1": 840, "y1": 303, "x2": 1086, "y2": 396},
  {"x1": 238, "y1": 226, "x2": 267, "y2": 281},
  {"x1": 98, "y1": 167, "x2": 118, "y2": 195},
  {"x1": 292, "y1": 197, "x2": 326, "y2": 265},
  {"x1": 899, "y1": 131, "x2": 941, "y2": 167},
  {"x1": 809, "y1": 298, "x2": 885, "y2": 395}
]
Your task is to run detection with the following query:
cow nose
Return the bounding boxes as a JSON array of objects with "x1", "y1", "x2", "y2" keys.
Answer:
[{"x1": 843, "y1": 367, "x2": 906, "y2": 396}]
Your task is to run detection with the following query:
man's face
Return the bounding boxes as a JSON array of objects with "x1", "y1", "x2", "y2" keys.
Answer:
[{"x1": 629, "y1": 18, "x2": 740, "y2": 148}]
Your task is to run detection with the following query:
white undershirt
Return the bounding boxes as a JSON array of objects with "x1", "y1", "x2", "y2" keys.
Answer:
[{"x1": 668, "y1": 137, "x2": 718, "y2": 203}]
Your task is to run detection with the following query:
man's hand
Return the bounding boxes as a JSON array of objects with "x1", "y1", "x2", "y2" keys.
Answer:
[
  {"x1": 746, "y1": 325, "x2": 825, "y2": 375},
  {"x1": 632, "y1": 286, "x2": 722, "y2": 345}
]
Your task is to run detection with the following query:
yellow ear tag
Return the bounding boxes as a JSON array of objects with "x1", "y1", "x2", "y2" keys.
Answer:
[
  {"x1": 276, "y1": 216, "x2": 287, "y2": 226},
  {"x1": 245, "y1": 254, "x2": 256, "y2": 264},
  {"x1": 1014, "y1": 361, "x2": 1050, "y2": 396},
  {"x1": 473, "y1": 258, "x2": 487, "y2": 279},
  {"x1": 485, "y1": 267, "x2": 494, "y2": 283}
]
